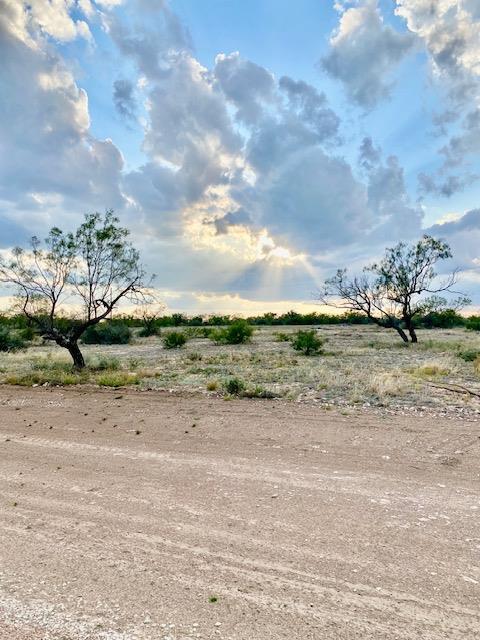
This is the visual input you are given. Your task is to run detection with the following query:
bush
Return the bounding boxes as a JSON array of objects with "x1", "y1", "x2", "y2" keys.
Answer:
[
  {"x1": 186, "y1": 351, "x2": 202, "y2": 361},
  {"x1": 242, "y1": 385, "x2": 276, "y2": 399},
  {"x1": 211, "y1": 320, "x2": 253, "y2": 345},
  {"x1": 291, "y1": 330, "x2": 325, "y2": 355},
  {"x1": 163, "y1": 331, "x2": 187, "y2": 349},
  {"x1": 273, "y1": 331, "x2": 291, "y2": 342},
  {"x1": 138, "y1": 324, "x2": 160, "y2": 337},
  {"x1": 466, "y1": 316, "x2": 480, "y2": 331},
  {"x1": 81, "y1": 322, "x2": 132, "y2": 345},
  {"x1": 419, "y1": 309, "x2": 465, "y2": 329},
  {"x1": 458, "y1": 349, "x2": 480, "y2": 362},
  {"x1": 88, "y1": 356, "x2": 121, "y2": 371},
  {"x1": 0, "y1": 326, "x2": 25, "y2": 352},
  {"x1": 19, "y1": 325, "x2": 36, "y2": 341},
  {"x1": 223, "y1": 377, "x2": 245, "y2": 395}
]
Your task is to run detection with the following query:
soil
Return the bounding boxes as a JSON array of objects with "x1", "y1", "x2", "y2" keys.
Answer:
[{"x1": 0, "y1": 386, "x2": 479, "y2": 639}]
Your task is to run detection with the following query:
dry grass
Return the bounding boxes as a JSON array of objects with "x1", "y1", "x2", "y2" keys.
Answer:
[{"x1": 0, "y1": 325, "x2": 479, "y2": 410}]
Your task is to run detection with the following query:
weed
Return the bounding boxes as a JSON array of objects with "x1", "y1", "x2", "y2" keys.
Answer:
[
  {"x1": 96, "y1": 372, "x2": 139, "y2": 387},
  {"x1": 410, "y1": 364, "x2": 450, "y2": 378}
]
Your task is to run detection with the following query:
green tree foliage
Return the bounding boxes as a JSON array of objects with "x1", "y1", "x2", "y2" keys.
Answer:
[
  {"x1": 321, "y1": 235, "x2": 469, "y2": 343},
  {"x1": 0, "y1": 211, "x2": 149, "y2": 367}
]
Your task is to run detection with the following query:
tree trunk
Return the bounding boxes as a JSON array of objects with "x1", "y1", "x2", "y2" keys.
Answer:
[
  {"x1": 67, "y1": 341, "x2": 86, "y2": 369},
  {"x1": 403, "y1": 315, "x2": 418, "y2": 343},
  {"x1": 408, "y1": 326, "x2": 418, "y2": 343},
  {"x1": 395, "y1": 326, "x2": 409, "y2": 343}
]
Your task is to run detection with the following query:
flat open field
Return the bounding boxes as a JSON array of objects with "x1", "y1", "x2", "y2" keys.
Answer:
[
  {"x1": 1, "y1": 326, "x2": 480, "y2": 414},
  {"x1": 0, "y1": 387, "x2": 479, "y2": 639}
]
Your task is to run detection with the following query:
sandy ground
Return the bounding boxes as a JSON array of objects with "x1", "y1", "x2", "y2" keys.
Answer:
[{"x1": 0, "y1": 387, "x2": 479, "y2": 639}]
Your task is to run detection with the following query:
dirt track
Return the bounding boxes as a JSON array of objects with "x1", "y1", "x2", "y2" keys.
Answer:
[{"x1": 0, "y1": 387, "x2": 479, "y2": 639}]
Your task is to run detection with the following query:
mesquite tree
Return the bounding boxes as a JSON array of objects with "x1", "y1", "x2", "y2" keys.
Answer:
[
  {"x1": 321, "y1": 235, "x2": 468, "y2": 343},
  {"x1": 0, "y1": 211, "x2": 149, "y2": 367}
]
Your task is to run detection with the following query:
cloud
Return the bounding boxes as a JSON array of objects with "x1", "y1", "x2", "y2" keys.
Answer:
[
  {"x1": 245, "y1": 77, "x2": 340, "y2": 176},
  {"x1": 0, "y1": 0, "x2": 93, "y2": 45},
  {"x1": 395, "y1": 1, "x2": 480, "y2": 195},
  {"x1": 395, "y1": 0, "x2": 480, "y2": 101},
  {"x1": 113, "y1": 79, "x2": 137, "y2": 119},
  {"x1": 278, "y1": 76, "x2": 340, "y2": 141},
  {"x1": 358, "y1": 136, "x2": 381, "y2": 169},
  {"x1": 107, "y1": 1, "x2": 192, "y2": 79},
  {"x1": 0, "y1": 1, "x2": 125, "y2": 231},
  {"x1": 321, "y1": 0, "x2": 416, "y2": 109},
  {"x1": 356, "y1": 137, "x2": 423, "y2": 240},
  {"x1": 214, "y1": 52, "x2": 275, "y2": 125},
  {"x1": 440, "y1": 108, "x2": 480, "y2": 167},
  {"x1": 427, "y1": 209, "x2": 480, "y2": 303},
  {"x1": 418, "y1": 171, "x2": 479, "y2": 198},
  {"x1": 213, "y1": 208, "x2": 252, "y2": 235},
  {"x1": 0, "y1": 0, "x2": 433, "y2": 308},
  {"x1": 251, "y1": 146, "x2": 373, "y2": 253},
  {"x1": 364, "y1": 153, "x2": 423, "y2": 238}
]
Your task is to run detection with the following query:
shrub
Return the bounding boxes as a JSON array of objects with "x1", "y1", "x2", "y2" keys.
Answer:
[
  {"x1": 5, "y1": 370, "x2": 84, "y2": 386},
  {"x1": 96, "y1": 372, "x2": 139, "y2": 387},
  {"x1": 206, "y1": 380, "x2": 218, "y2": 391},
  {"x1": 186, "y1": 351, "x2": 202, "y2": 361},
  {"x1": 211, "y1": 320, "x2": 253, "y2": 345},
  {"x1": 223, "y1": 377, "x2": 246, "y2": 395},
  {"x1": 419, "y1": 309, "x2": 465, "y2": 329},
  {"x1": 457, "y1": 349, "x2": 480, "y2": 362},
  {"x1": 184, "y1": 327, "x2": 210, "y2": 339},
  {"x1": 474, "y1": 357, "x2": 480, "y2": 375},
  {"x1": 138, "y1": 324, "x2": 160, "y2": 337},
  {"x1": 163, "y1": 331, "x2": 187, "y2": 349},
  {"x1": 88, "y1": 356, "x2": 121, "y2": 371},
  {"x1": 0, "y1": 326, "x2": 25, "y2": 352},
  {"x1": 82, "y1": 322, "x2": 132, "y2": 345},
  {"x1": 291, "y1": 330, "x2": 325, "y2": 355},
  {"x1": 242, "y1": 385, "x2": 276, "y2": 399},
  {"x1": 411, "y1": 364, "x2": 450, "y2": 378},
  {"x1": 274, "y1": 332, "x2": 291, "y2": 342},
  {"x1": 19, "y1": 325, "x2": 36, "y2": 341},
  {"x1": 466, "y1": 316, "x2": 480, "y2": 331}
]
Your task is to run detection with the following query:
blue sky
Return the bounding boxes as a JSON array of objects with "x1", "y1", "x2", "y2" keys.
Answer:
[{"x1": 1, "y1": 0, "x2": 479, "y2": 312}]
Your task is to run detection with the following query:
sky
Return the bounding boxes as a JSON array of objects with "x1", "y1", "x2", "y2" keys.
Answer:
[{"x1": 0, "y1": 0, "x2": 479, "y2": 314}]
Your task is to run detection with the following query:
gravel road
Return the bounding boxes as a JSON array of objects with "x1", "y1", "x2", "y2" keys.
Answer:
[{"x1": 0, "y1": 387, "x2": 479, "y2": 639}]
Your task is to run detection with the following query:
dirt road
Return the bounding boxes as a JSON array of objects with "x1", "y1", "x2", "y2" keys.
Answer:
[{"x1": 0, "y1": 387, "x2": 479, "y2": 639}]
